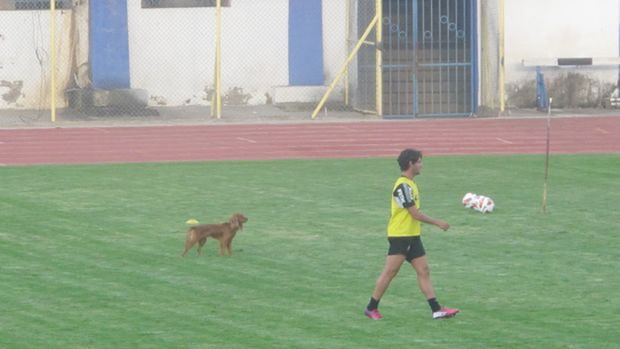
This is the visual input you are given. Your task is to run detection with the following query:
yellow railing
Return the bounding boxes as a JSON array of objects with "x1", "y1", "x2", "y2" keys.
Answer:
[
  {"x1": 311, "y1": 15, "x2": 379, "y2": 119},
  {"x1": 312, "y1": 0, "x2": 383, "y2": 119}
]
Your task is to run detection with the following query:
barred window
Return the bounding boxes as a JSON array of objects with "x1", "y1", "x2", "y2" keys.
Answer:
[
  {"x1": 142, "y1": 0, "x2": 231, "y2": 8},
  {"x1": 0, "y1": 0, "x2": 73, "y2": 10}
]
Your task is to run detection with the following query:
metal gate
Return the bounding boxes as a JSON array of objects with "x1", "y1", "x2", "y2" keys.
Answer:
[{"x1": 373, "y1": 0, "x2": 477, "y2": 117}]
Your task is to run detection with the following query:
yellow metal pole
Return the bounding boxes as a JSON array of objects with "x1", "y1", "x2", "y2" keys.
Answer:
[
  {"x1": 210, "y1": 62, "x2": 216, "y2": 116},
  {"x1": 311, "y1": 15, "x2": 379, "y2": 119},
  {"x1": 375, "y1": 0, "x2": 382, "y2": 116},
  {"x1": 50, "y1": 0, "x2": 57, "y2": 123},
  {"x1": 344, "y1": 0, "x2": 350, "y2": 106},
  {"x1": 499, "y1": 0, "x2": 505, "y2": 112},
  {"x1": 215, "y1": 0, "x2": 222, "y2": 118}
]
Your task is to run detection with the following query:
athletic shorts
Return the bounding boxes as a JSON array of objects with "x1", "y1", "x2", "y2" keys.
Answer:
[{"x1": 387, "y1": 236, "x2": 426, "y2": 262}]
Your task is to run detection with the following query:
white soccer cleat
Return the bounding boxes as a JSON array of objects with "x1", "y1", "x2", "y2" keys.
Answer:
[{"x1": 432, "y1": 307, "x2": 460, "y2": 319}]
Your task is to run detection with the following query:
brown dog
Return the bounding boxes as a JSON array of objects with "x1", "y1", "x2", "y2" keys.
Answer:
[{"x1": 181, "y1": 213, "x2": 248, "y2": 256}]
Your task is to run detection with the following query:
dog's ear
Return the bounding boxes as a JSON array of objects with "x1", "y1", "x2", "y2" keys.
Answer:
[
  {"x1": 229, "y1": 214, "x2": 240, "y2": 228},
  {"x1": 231, "y1": 213, "x2": 246, "y2": 229}
]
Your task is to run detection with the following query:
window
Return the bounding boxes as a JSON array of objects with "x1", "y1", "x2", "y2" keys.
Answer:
[
  {"x1": 0, "y1": 0, "x2": 73, "y2": 10},
  {"x1": 142, "y1": 0, "x2": 231, "y2": 8}
]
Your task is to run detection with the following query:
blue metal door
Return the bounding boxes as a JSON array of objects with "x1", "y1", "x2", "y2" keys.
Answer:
[{"x1": 382, "y1": 0, "x2": 477, "y2": 117}]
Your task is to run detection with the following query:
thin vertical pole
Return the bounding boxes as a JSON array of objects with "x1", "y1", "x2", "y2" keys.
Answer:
[
  {"x1": 391, "y1": 1, "x2": 396, "y2": 115},
  {"x1": 215, "y1": 0, "x2": 222, "y2": 118},
  {"x1": 542, "y1": 98, "x2": 552, "y2": 213},
  {"x1": 50, "y1": 0, "x2": 57, "y2": 123},
  {"x1": 439, "y1": 0, "x2": 443, "y2": 113},
  {"x1": 447, "y1": 0, "x2": 451, "y2": 114},
  {"x1": 376, "y1": 0, "x2": 383, "y2": 116},
  {"x1": 407, "y1": 0, "x2": 411, "y2": 115},
  {"x1": 461, "y1": 1, "x2": 464, "y2": 113},
  {"x1": 471, "y1": 0, "x2": 478, "y2": 114},
  {"x1": 499, "y1": 0, "x2": 505, "y2": 112},
  {"x1": 457, "y1": 0, "x2": 461, "y2": 113},
  {"x1": 345, "y1": 0, "x2": 350, "y2": 105},
  {"x1": 430, "y1": 0, "x2": 434, "y2": 114}
]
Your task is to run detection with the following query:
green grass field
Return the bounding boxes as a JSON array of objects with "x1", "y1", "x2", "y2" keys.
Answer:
[{"x1": 1, "y1": 154, "x2": 619, "y2": 349}]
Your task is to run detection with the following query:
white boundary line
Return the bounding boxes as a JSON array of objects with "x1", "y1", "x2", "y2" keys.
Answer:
[{"x1": 236, "y1": 137, "x2": 257, "y2": 143}]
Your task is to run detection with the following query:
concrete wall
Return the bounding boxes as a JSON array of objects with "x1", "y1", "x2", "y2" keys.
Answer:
[
  {"x1": 128, "y1": 0, "x2": 289, "y2": 106},
  {"x1": 2, "y1": 0, "x2": 618, "y2": 110},
  {"x1": 0, "y1": 8, "x2": 80, "y2": 109},
  {"x1": 127, "y1": 0, "x2": 346, "y2": 106},
  {"x1": 322, "y1": 1, "x2": 347, "y2": 84},
  {"x1": 504, "y1": 0, "x2": 620, "y2": 107}
]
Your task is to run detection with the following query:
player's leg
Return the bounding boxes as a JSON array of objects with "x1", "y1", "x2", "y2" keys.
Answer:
[
  {"x1": 372, "y1": 254, "x2": 407, "y2": 300},
  {"x1": 365, "y1": 237, "x2": 409, "y2": 319},
  {"x1": 410, "y1": 255, "x2": 435, "y2": 299},
  {"x1": 364, "y1": 254, "x2": 405, "y2": 319},
  {"x1": 409, "y1": 243, "x2": 459, "y2": 319}
]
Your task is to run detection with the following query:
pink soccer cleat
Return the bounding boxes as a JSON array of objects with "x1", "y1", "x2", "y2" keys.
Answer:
[
  {"x1": 432, "y1": 307, "x2": 460, "y2": 319},
  {"x1": 364, "y1": 308, "x2": 383, "y2": 320}
]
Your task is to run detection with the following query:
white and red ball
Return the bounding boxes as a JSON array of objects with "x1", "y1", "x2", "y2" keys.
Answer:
[
  {"x1": 462, "y1": 192, "x2": 477, "y2": 208},
  {"x1": 462, "y1": 193, "x2": 495, "y2": 213}
]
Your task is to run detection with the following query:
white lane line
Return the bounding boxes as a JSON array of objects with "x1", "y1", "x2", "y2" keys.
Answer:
[
  {"x1": 236, "y1": 137, "x2": 257, "y2": 143},
  {"x1": 594, "y1": 127, "x2": 609, "y2": 134},
  {"x1": 496, "y1": 137, "x2": 514, "y2": 144}
]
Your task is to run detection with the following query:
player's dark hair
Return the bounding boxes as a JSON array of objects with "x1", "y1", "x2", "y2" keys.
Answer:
[{"x1": 397, "y1": 148, "x2": 422, "y2": 171}]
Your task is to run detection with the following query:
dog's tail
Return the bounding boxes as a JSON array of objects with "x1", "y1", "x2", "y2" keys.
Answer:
[{"x1": 181, "y1": 226, "x2": 198, "y2": 257}]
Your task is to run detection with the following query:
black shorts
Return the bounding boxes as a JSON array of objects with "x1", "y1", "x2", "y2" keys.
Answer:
[{"x1": 388, "y1": 236, "x2": 426, "y2": 262}]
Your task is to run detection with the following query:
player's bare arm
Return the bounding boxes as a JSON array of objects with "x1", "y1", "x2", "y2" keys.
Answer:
[{"x1": 407, "y1": 206, "x2": 449, "y2": 231}]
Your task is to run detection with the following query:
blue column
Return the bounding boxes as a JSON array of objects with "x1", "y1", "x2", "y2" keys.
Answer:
[
  {"x1": 89, "y1": 0, "x2": 131, "y2": 89},
  {"x1": 289, "y1": 0, "x2": 324, "y2": 86}
]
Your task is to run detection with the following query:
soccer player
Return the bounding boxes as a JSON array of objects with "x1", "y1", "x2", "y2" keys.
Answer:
[{"x1": 364, "y1": 148, "x2": 459, "y2": 320}]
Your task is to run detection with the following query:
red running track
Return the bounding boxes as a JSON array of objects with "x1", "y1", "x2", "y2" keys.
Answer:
[{"x1": 1, "y1": 116, "x2": 619, "y2": 166}]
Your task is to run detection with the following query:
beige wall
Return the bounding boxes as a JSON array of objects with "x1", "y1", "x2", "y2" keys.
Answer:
[{"x1": 505, "y1": 0, "x2": 619, "y2": 82}]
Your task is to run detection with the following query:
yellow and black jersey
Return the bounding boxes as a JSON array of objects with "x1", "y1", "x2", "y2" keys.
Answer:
[{"x1": 387, "y1": 176, "x2": 421, "y2": 237}]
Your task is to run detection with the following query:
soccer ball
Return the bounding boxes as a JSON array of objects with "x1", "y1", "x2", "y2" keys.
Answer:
[
  {"x1": 462, "y1": 192, "x2": 477, "y2": 208},
  {"x1": 462, "y1": 193, "x2": 495, "y2": 213},
  {"x1": 476, "y1": 195, "x2": 495, "y2": 213}
]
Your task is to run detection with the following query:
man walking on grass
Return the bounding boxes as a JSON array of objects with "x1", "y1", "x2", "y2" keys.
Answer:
[{"x1": 364, "y1": 148, "x2": 459, "y2": 320}]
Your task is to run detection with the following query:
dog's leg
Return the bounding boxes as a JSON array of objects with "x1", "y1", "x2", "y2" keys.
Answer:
[
  {"x1": 226, "y1": 238, "x2": 233, "y2": 256},
  {"x1": 181, "y1": 231, "x2": 196, "y2": 257},
  {"x1": 197, "y1": 237, "x2": 207, "y2": 256},
  {"x1": 218, "y1": 239, "x2": 228, "y2": 256}
]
